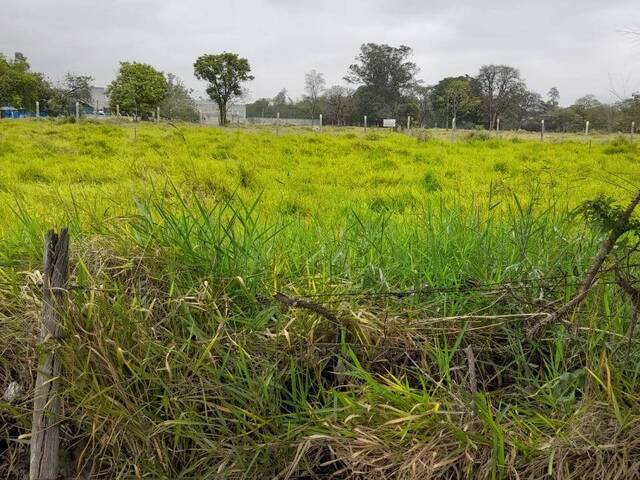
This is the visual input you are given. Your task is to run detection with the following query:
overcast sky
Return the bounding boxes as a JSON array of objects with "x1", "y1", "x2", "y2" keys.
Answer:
[{"x1": 2, "y1": 0, "x2": 639, "y2": 105}]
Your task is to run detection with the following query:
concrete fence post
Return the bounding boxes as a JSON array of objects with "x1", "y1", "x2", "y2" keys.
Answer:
[
  {"x1": 156, "y1": 107, "x2": 160, "y2": 122},
  {"x1": 319, "y1": 114, "x2": 323, "y2": 132},
  {"x1": 496, "y1": 118, "x2": 500, "y2": 138},
  {"x1": 632, "y1": 121, "x2": 635, "y2": 142},
  {"x1": 36, "y1": 101, "x2": 40, "y2": 119},
  {"x1": 116, "y1": 104, "x2": 120, "y2": 116},
  {"x1": 364, "y1": 115, "x2": 367, "y2": 132},
  {"x1": 450, "y1": 117, "x2": 456, "y2": 143},
  {"x1": 541, "y1": 119, "x2": 545, "y2": 142},
  {"x1": 75, "y1": 102, "x2": 79, "y2": 121}
]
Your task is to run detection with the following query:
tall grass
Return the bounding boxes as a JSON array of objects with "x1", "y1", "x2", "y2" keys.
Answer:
[{"x1": 1, "y1": 120, "x2": 639, "y2": 478}]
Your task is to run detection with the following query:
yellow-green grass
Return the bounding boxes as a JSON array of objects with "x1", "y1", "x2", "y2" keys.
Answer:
[{"x1": 0, "y1": 120, "x2": 637, "y2": 230}]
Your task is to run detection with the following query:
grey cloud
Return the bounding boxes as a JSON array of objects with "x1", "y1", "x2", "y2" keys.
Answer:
[{"x1": 0, "y1": 0, "x2": 638, "y2": 104}]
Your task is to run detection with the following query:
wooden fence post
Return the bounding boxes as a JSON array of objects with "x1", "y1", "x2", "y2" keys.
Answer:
[{"x1": 30, "y1": 229, "x2": 69, "y2": 480}]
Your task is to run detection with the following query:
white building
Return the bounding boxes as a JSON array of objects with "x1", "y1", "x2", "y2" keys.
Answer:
[{"x1": 196, "y1": 100, "x2": 246, "y2": 125}]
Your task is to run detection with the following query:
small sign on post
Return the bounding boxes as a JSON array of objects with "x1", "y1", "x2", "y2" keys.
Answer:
[{"x1": 382, "y1": 119, "x2": 396, "y2": 128}]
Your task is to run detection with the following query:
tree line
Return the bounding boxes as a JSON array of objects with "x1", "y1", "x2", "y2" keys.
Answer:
[
  {"x1": 249, "y1": 44, "x2": 639, "y2": 132},
  {"x1": 1, "y1": 45, "x2": 638, "y2": 130}
]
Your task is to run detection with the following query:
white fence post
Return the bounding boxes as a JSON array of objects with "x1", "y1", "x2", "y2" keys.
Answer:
[
  {"x1": 276, "y1": 112, "x2": 280, "y2": 136},
  {"x1": 364, "y1": 115, "x2": 367, "y2": 132},
  {"x1": 632, "y1": 121, "x2": 635, "y2": 142},
  {"x1": 541, "y1": 119, "x2": 545, "y2": 142},
  {"x1": 116, "y1": 104, "x2": 120, "y2": 116},
  {"x1": 36, "y1": 101, "x2": 40, "y2": 119},
  {"x1": 75, "y1": 101, "x2": 79, "y2": 121},
  {"x1": 319, "y1": 114, "x2": 323, "y2": 131},
  {"x1": 450, "y1": 117, "x2": 456, "y2": 143},
  {"x1": 496, "y1": 118, "x2": 500, "y2": 138},
  {"x1": 407, "y1": 115, "x2": 411, "y2": 130},
  {"x1": 156, "y1": 107, "x2": 160, "y2": 122},
  {"x1": 585, "y1": 120, "x2": 590, "y2": 139}
]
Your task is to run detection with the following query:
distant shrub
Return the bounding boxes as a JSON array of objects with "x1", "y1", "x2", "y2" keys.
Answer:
[
  {"x1": 238, "y1": 165, "x2": 255, "y2": 188},
  {"x1": 493, "y1": 161, "x2": 508, "y2": 173},
  {"x1": 423, "y1": 172, "x2": 442, "y2": 192},
  {"x1": 603, "y1": 136, "x2": 636, "y2": 155},
  {"x1": 279, "y1": 200, "x2": 309, "y2": 216},
  {"x1": 17, "y1": 166, "x2": 49, "y2": 183},
  {"x1": 414, "y1": 131, "x2": 431, "y2": 143},
  {"x1": 465, "y1": 131, "x2": 491, "y2": 141}
]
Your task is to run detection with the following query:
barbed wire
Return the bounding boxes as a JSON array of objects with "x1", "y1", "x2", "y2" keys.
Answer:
[{"x1": 0, "y1": 271, "x2": 637, "y2": 300}]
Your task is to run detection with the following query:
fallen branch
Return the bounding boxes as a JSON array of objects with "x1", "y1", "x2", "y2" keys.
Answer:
[
  {"x1": 274, "y1": 292, "x2": 338, "y2": 323},
  {"x1": 528, "y1": 189, "x2": 640, "y2": 337}
]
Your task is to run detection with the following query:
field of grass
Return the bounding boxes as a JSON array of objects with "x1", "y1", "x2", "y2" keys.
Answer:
[{"x1": 1, "y1": 119, "x2": 640, "y2": 479}]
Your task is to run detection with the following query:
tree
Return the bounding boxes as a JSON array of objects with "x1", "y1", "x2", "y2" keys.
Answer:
[
  {"x1": 194, "y1": 52, "x2": 253, "y2": 125},
  {"x1": 413, "y1": 85, "x2": 434, "y2": 127},
  {"x1": 47, "y1": 73, "x2": 93, "y2": 116},
  {"x1": 304, "y1": 70, "x2": 325, "y2": 119},
  {"x1": 514, "y1": 88, "x2": 544, "y2": 129},
  {"x1": 345, "y1": 43, "x2": 419, "y2": 116},
  {"x1": 431, "y1": 76, "x2": 478, "y2": 127},
  {"x1": 273, "y1": 88, "x2": 290, "y2": 106},
  {"x1": 160, "y1": 73, "x2": 199, "y2": 122},
  {"x1": 106, "y1": 62, "x2": 167, "y2": 120},
  {"x1": 324, "y1": 86, "x2": 353, "y2": 125},
  {"x1": 547, "y1": 87, "x2": 560, "y2": 109},
  {"x1": 475, "y1": 64, "x2": 525, "y2": 129},
  {"x1": 0, "y1": 53, "x2": 49, "y2": 110}
]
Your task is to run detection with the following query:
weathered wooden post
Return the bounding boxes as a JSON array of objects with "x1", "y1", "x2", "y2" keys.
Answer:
[
  {"x1": 364, "y1": 115, "x2": 367, "y2": 132},
  {"x1": 75, "y1": 102, "x2": 79, "y2": 121},
  {"x1": 35, "y1": 101, "x2": 40, "y2": 119},
  {"x1": 541, "y1": 119, "x2": 545, "y2": 142},
  {"x1": 30, "y1": 229, "x2": 69, "y2": 480}
]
